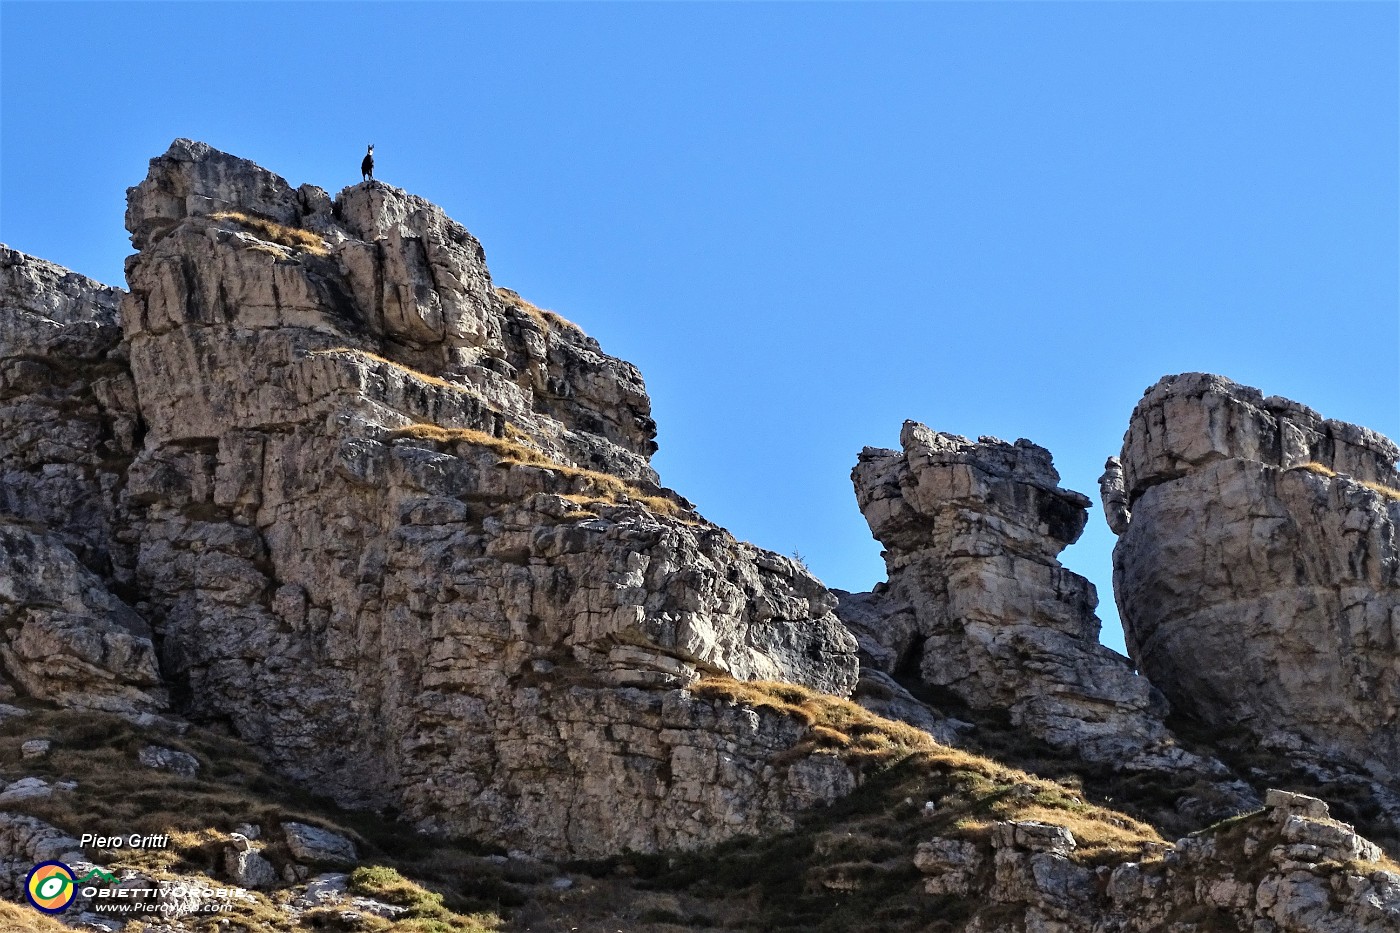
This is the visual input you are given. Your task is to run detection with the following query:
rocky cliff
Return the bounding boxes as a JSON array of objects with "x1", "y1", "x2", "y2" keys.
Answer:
[
  {"x1": 6, "y1": 139, "x2": 863, "y2": 860},
  {"x1": 1, "y1": 142, "x2": 1398, "y2": 931}
]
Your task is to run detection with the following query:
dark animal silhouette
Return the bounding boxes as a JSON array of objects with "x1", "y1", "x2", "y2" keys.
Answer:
[{"x1": 361, "y1": 144, "x2": 375, "y2": 182}]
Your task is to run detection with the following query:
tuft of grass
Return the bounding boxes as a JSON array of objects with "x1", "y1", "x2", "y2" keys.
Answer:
[
  {"x1": 1360, "y1": 478, "x2": 1400, "y2": 501},
  {"x1": 348, "y1": 866, "x2": 502, "y2": 932},
  {"x1": 1293, "y1": 462, "x2": 1400, "y2": 501},
  {"x1": 0, "y1": 900, "x2": 74, "y2": 932},
  {"x1": 495, "y1": 287, "x2": 584, "y2": 336},
  {"x1": 388, "y1": 423, "x2": 697, "y2": 522},
  {"x1": 208, "y1": 210, "x2": 328, "y2": 256},
  {"x1": 691, "y1": 677, "x2": 938, "y2": 767},
  {"x1": 310, "y1": 348, "x2": 470, "y2": 394},
  {"x1": 1193, "y1": 807, "x2": 1266, "y2": 836}
]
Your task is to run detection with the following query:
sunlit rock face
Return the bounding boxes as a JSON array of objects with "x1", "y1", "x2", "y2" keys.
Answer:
[
  {"x1": 1, "y1": 139, "x2": 862, "y2": 857},
  {"x1": 1109, "y1": 375, "x2": 1400, "y2": 776}
]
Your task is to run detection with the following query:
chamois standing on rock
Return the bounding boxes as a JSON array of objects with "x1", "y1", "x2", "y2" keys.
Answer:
[{"x1": 361, "y1": 144, "x2": 374, "y2": 182}]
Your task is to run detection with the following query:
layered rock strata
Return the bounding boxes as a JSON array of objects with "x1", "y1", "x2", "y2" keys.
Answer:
[
  {"x1": 1, "y1": 139, "x2": 862, "y2": 857},
  {"x1": 1107, "y1": 372, "x2": 1400, "y2": 840},
  {"x1": 839, "y1": 422, "x2": 1237, "y2": 784}
]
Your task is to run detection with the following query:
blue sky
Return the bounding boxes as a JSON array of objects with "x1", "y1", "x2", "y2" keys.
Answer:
[{"x1": 3, "y1": 2, "x2": 1396, "y2": 655}]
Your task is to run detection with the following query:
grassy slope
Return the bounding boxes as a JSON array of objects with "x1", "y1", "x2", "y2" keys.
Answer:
[
  {"x1": 0, "y1": 708, "x2": 503, "y2": 933},
  {"x1": 533, "y1": 677, "x2": 1163, "y2": 933},
  {"x1": 0, "y1": 680, "x2": 1171, "y2": 933}
]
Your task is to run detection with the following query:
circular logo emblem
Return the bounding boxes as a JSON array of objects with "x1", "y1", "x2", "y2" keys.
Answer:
[{"x1": 25, "y1": 861, "x2": 76, "y2": 913}]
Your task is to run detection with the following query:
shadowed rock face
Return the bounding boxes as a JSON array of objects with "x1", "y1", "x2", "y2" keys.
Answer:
[
  {"x1": 1, "y1": 139, "x2": 861, "y2": 857},
  {"x1": 0, "y1": 247, "x2": 138, "y2": 577},
  {"x1": 840, "y1": 422, "x2": 1232, "y2": 780},
  {"x1": 0, "y1": 524, "x2": 166, "y2": 715},
  {"x1": 1108, "y1": 373, "x2": 1400, "y2": 837}
]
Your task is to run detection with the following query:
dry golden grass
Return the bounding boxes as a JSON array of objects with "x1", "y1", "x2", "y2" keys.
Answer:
[
  {"x1": 690, "y1": 676, "x2": 1164, "y2": 866},
  {"x1": 690, "y1": 677, "x2": 938, "y2": 767},
  {"x1": 389, "y1": 423, "x2": 552, "y2": 465},
  {"x1": 0, "y1": 709, "x2": 505, "y2": 933},
  {"x1": 0, "y1": 900, "x2": 74, "y2": 933},
  {"x1": 952, "y1": 804, "x2": 1163, "y2": 865},
  {"x1": 388, "y1": 423, "x2": 696, "y2": 522},
  {"x1": 310, "y1": 347, "x2": 472, "y2": 394},
  {"x1": 1294, "y1": 462, "x2": 1400, "y2": 500},
  {"x1": 208, "y1": 211, "x2": 328, "y2": 256},
  {"x1": 1349, "y1": 852, "x2": 1400, "y2": 875},
  {"x1": 1361, "y1": 478, "x2": 1400, "y2": 501},
  {"x1": 494, "y1": 287, "x2": 583, "y2": 336},
  {"x1": 348, "y1": 866, "x2": 503, "y2": 932}
]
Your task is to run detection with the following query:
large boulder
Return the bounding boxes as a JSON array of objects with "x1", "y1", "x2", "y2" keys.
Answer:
[{"x1": 1107, "y1": 373, "x2": 1400, "y2": 838}]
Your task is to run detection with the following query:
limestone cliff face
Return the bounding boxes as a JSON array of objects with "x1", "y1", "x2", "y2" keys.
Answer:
[
  {"x1": 0, "y1": 247, "x2": 138, "y2": 578},
  {"x1": 0, "y1": 249, "x2": 161, "y2": 716},
  {"x1": 1, "y1": 139, "x2": 861, "y2": 857},
  {"x1": 1108, "y1": 372, "x2": 1400, "y2": 838}
]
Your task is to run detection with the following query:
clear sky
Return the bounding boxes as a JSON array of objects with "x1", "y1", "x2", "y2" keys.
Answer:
[{"x1": 3, "y1": 2, "x2": 1397, "y2": 655}]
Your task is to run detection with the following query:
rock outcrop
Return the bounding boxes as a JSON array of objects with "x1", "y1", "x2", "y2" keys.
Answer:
[
  {"x1": 839, "y1": 422, "x2": 1228, "y2": 781},
  {"x1": 912, "y1": 790, "x2": 1400, "y2": 932},
  {"x1": 2, "y1": 139, "x2": 862, "y2": 858},
  {"x1": 1107, "y1": 372, "x2": 1400, "y2": 843}
]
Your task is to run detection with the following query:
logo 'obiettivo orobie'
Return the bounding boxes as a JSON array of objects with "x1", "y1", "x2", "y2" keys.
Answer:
[{"x1": 25, "y1": 861, "x2": 77, "y2": 913}]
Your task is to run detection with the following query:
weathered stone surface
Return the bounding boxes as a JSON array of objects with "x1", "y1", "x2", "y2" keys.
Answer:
[
  {"x1": 838, "y1": 422, "x2": 1231, "y2": 784},
  {"x1": 0, "y1": 812, "x2": 83, "y2": 898},
  {"x1": 282, "y1": 822, "x2": 357, "y2": 866},
  {"x1": 138, "y1": 744, "x2": 200, "y2": 777},
  {"x1": 992, "y1": 820, "x2": 1077, "y2": 855},
  {"x1": 1266, "y1": 789, "x2": 1330, "y2": 821},
  {"x1": 6, "y1": 144, "x2": 1400, "y2": 929},
  {"x1": 914, "y1": 838, "x2": 983, "y2": 895},
  {"x1": 0, "y1": 777, "x2": 53, "y2": 805},
  {"x1": 0, "y1": 245, "x2": 137, "y2": 578},
  {"x1": 1108, "y1": 373, "x2": 1400, "y2": 839},
  {"x1": 224, "y1": 844, "x2": 277, "y2": 889},
  {"x1": 0, "y1": 523, "x2": 166, "y2": 715},
  {"x1": 1097, "y1": 456, "x2": 1131, "y2": 535},
  {"x1": 20, "y1": 739, "x2": 50, "y2": 759}
]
